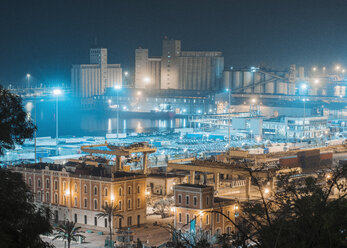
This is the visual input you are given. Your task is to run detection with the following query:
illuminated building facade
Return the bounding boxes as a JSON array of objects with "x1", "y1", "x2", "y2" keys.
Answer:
[
  {"x1": 135, "y1": 38, "x2": 224, "y2": 91},
  {"x1": 71, "y1": 48, "x2": 123, "y2": 98},
  {"x1": 13, "y1": 164, "x2": 146, "y2": 230},
  {"x1": 173, "y1": 184, "x2": 237, "y2": 237}
]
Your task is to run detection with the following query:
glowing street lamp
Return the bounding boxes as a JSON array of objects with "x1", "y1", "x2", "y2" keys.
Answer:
[
  {"x1": 53, "y1": 89, "x2": 63, "y2": 153},
  {"x1": 144, "y1": 77, "x2": 150, "y2": 84},
  {"x1": 314, "y1": 79, "x2": 319, "y2": 84},
  {"x1": 26, "y1": 73, "x2": 31, "y2": 88},
  {"x1": 335, "y1": 65, "x2": 341, "y2": 71},
  {"x1": 124, "y1": 71, "x2": 128, "y2": 76},
  {"x1": 312, "y1": 67, "x2": 317, "y2": 72}
]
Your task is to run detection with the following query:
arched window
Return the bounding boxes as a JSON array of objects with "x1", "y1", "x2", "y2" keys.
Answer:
[
  {"x1": 54, "y1": 180, "x2": 58, "y2": 190},
  {"x1": 94, "y1": 186, "x2": 98, "y2": 195},
  {"x1": 28, "y1": 178, "x2": 32, "y2": 186},
  {"x1": 119, "y1": 187, "x2": 123, "y2": 196},
  {"x1": 128, "y1": 186, "x2": 132, "y2": 195},
  {"x1": 74, "y1": 183, "x2": 78, "y2": 192},
  {"x1": 94, "y1": 199, "x2": 98, "y2": 209},
  {"x1": 63, "y1": 181, "x2": 66, "y2": 191},
  {"x1": 84, "y1": 185, "x2": 87, "y2": 194},
  {"x1": 46, "y1": 192, "x2": 49, "y2": 202},
  {"x1": 104, "y1": 187, "x2": 108, "y2": 196},
  {"x1": 84, "y1": 198, "x2": 87, "y2": 208},
  {"x1": 37, "y1": 191, "x2": 41, "y2": 201},
  {"x1": 137, "y1": 185, "x2": 140, "y2": 194},
  {"x1": 46, "y1": 179, "x2": 49, "y2": 188},
  {"x1": 38, "y1": 179, "x2": 41, "y2": 188},
  {"x1": 54, "y1": 193, "x2": 58, "y2": 204},
  {"x1": 74, "y1": 197, "x2": 77, "y2": 207}
]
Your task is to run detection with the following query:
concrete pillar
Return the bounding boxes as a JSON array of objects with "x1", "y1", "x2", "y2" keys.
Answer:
[
  {"x1": 215, "y1": 173, "x2": 220, "y2": 191},
  {"x1": 245, "y1": 177, "x2": 251, "y2": 201},
  {"x1": 143, "y1": 152, "x2": 148, "y2": 174},
  {"x1": 190, "y1": 170, "x2": 195, "y2": 184}
]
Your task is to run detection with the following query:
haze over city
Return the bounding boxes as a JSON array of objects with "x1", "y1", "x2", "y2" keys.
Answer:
[
  {"x1": 0, "y1": 1, "x2": 346, "y2": 248},
  {"x1": 1, "y1": 0, "x2": 347, "y2": 84}
]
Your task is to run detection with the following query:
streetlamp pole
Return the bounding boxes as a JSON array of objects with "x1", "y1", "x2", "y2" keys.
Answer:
[
  {"x1": 53, "y1": 89, "x2": 62, "y2": 154},
  {"x1": 56, "y1": 95, "x2": 59, "y2": 149},
  {"x1": 26, "y1": 74, "x2": 31, "y2": 89},
  {"x1": 117, "y1": 89, "x2": 119, "y2": 137},
  {"x1": 34, "y1": 95, "x2": 37, "y2": 163}
]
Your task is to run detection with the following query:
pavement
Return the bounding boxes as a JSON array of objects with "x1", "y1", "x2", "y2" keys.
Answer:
[{"x1": 42, "y1": 215, "x2": 173, "y2": 248}]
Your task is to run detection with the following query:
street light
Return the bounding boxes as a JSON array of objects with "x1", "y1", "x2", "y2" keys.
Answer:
[
  {"x1": 144, "y1": 77, "x2": 150, "y2": 83},
  {"x1": 53, "y1": 89, "x2": 62, "y2": 153},
  {"x1": 26, "y1": 73, "x2": 31, "y2": 88},
  {"x1": 114, "y1": 85, "x2": 122, "y2": 137}
]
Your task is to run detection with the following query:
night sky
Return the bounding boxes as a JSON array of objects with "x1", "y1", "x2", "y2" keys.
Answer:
[{"x1": 1, "y1": 0, "x2": 347, "y2": 86}]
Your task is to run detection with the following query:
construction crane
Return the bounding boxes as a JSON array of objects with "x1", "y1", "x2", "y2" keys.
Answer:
[{"x1": 80, "y1": 142, "x2": 156, "y2": 175}]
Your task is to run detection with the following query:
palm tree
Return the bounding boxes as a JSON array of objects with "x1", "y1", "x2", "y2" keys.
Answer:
[
  {"x1": 53, "y1": 220, "x2": 85, "y2": 248},
  {"x1": 97, "y1": 202, "x2": 123, "y2": 247}
]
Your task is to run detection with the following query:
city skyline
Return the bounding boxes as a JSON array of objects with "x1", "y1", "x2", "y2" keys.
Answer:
[{"x1": 1, "y1": 0, "x2": 347, "y2": 85}]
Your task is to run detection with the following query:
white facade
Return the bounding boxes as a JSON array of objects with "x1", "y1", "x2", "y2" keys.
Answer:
[{"x1": 71, "y1": 48, "x2": 122, "y2": 98}]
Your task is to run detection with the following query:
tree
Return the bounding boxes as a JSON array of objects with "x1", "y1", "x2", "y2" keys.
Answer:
[
  {"x1": 96, "y1": 202, "x2": 123, "y2": 246},
  {"x1": 0, "y1": 86, "x2": 35, "y2": 156},
  {"x1": 152, "y1": 197, "x2": 174, "y2": 218},
  {"x1": 53, "y1": 220, "x2": 85, "y2": 248},
  {"x1": 212, "y1": 162, "x2": 347, "y2": 248},
  {"x1": 0, "y1": 168, "x2": 53, "y2": 248}
]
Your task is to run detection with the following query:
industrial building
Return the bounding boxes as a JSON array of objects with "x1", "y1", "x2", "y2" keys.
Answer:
[
  {"x1": 71, "y1": 48, "x2": 123, "y2": 98},
  {"x1": 223, "y1": 65, "x2": 346, "y2": 97},
  {"x1": 102, "y1": 87, "x2": 215, "y2": 114},
  {"x1": 263, "y1": 116, "x2": 329, "y2": 140},
  {"x1": 135, "y1": 38, "x2": 224, "y2": 91}
]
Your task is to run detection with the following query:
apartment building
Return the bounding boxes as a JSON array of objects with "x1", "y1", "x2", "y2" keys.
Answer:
[
  {"x1": 173, "y1": 184, "x2": 237, "y2": 237},
  {"x1": 12, "y1": 163, "x2": 146, "y2": 230}
]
